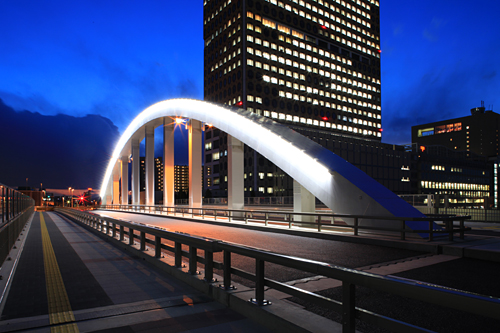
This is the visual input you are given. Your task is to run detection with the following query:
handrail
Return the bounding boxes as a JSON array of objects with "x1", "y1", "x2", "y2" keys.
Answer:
[
  {"x1": 100, "y1": 204, "x2": 471, "y2": 241},
  {"x1": 0, "y1": 184, "x2": 35, "y2": 265},
  {"x1": 57, "y1": 208, "x2": 499, "y2": 333},
  {"x1": 0, "y1": 183, "x2": 35, "y2": 226}
]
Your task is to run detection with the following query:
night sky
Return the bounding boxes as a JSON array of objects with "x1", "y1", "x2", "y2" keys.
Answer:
[{"x1": 1, "y1": 0, "x2": 499, "y2": 188}]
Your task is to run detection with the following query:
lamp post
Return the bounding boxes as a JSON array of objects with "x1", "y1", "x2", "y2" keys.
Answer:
[{"x1": 68, "y1": 187, "x2": 72, "y2": 208}]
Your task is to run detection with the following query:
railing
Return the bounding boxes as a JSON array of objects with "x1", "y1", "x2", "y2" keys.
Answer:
[
  {"x1": 100, "y1": 204, "x2": 471, "y2": 241},
  {"x1": 176, "y1": 196, "x2": 326, "y2": 207},
  {"x1": 0, "y1": 184, "x2": 35, "y2": 265},
  {"x1": 57, "y1": 208, "x2": 500, "y2": 333}
]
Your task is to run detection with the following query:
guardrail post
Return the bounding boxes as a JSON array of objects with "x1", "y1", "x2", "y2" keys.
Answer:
[
  {"x1": 140, "y1": 231, "x2": 146, "y2": 251},
  {"x1": 229, "y1": 210, "x2": 232, "y2": 222},
  {"x1": 318, "y1": 215, "x2": 322, "y2": 232},
  {"x1": 155, "y1": 236, "x2": 161, "y2": 258},
  {"x1": 342, "y1": 282, "x2": 355, "y2": 333},
  {"x1": 214, "y1": 209, "x2": 217, "y2": 221},
  {"x1": 112, "y1": 223, "x2": 116, "y2": 238},
  {"x1": 223, "y1": 250, "x2": 232, "y2": 289},
  {"x1": 252, "y1": 258, "x2": 269, "y2": 306},
  {"x1": 265, "y1": 213, "x2": 268, "y2": 226},
  {"x1": 288, "y1": 214, "x2": 292, "y2": 228},
  {"x1": 189, "y1": 246, "x2": 198, "y2": 274},
  {"x1": 120, "y1": 225, "x2": 124, "y2": 241},
  {"x1": 354, "y1": 217, "x2": 358, "y2": 236},
  {"x1": 129, "y1": 228, "x2": 134, "y2": 245},
  {"x1": 204, "y1": 250, "x2": 214, "y2": 282},
  {"x1": 175, "y1": 242, "x2": 182, "y2": 267},
  {"x1": 400, "y1": 220, "x2": 406, "y2": 240}
]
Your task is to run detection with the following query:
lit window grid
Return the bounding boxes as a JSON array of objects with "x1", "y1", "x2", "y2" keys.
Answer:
[
  {"x1": 204, "y1": 0, "x2": 380, "y2": 56},
  {"x1": 205, "y1": 7, "x2": 381, "y2": 84},
  {"x1": 246, "y1": 4, "x2": 380, "y2": 57},
  {"x1": 203, "y1": 1, "x2": 381, "y2": 136},
  {"x1": 210, "y1": 34, "x2": 381, "y2": 109},
  {"x1": 421, "y1": 181, "x2": 489, "y2": 193}
]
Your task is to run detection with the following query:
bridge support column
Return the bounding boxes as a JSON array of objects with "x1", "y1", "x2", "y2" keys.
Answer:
[
  {"x1": 104, "y1": 173, "x2": 113, "y2": 205},
  {"x1": 131, "y1": 140, "x2": 140, "y2": 205},
  {"x1": 189, "y1": 119, "x2": 202, "y2": 209},
  {"x1": 113, "y1": 161, "x2": 120, "y2": 205},
  {"x1": 163, "y1": 120, "x2": 175, "y2": 207},
  {"x1": 293, "y1": 180, "x2": 315, "y2": 223},
  {"x1": 228, "y1": 135, "x2": 244, "y2": 212},
  {"x1": 121, "y1": 156, "x2": 129, "y2": 205},
  {"x1": 145, "y1": 125, "x2": 155, "y2": 206}
]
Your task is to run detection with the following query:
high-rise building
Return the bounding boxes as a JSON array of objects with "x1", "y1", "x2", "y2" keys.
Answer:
[
  {"x1": 412, "y1": 103, "x2": 500, "y2": 158},
  {"x1": 202, "y1": 0, "x2": 410, "y2": 198}
]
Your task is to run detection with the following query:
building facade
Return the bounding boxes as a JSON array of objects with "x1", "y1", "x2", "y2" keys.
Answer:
[
  {"x1": 408, "y1": 144, "x2": 492, "y2": 208},
  {"x1": 202, "y1": 0, "x2": 413, "y2": 198},
  {"x1": 412, "y1": 104, "x2": 500, "y2": 158}
]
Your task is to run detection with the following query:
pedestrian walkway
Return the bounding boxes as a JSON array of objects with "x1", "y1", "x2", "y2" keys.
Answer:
[{"x1": 0, "y1": 212, "x2": 270, "y2": 332}]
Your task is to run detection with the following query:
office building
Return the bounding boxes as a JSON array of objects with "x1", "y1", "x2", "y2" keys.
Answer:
[
  {"x1": 412, "y1": 102, "x2": 500, "y2": 158},
  {"x1": 408, "y1": 144, "x2": 491, "y2": 208},
  {"x1": 202, "y1": 0, "x2": 413, "y2": 198}
]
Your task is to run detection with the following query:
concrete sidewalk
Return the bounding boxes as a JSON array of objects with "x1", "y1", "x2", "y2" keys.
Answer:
[{"x1": 0, "y1": 212, "x2": 272, "y2": 332}]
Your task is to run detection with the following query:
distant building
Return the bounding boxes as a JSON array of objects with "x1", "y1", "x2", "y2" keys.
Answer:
[
  {"x1": 140, "y1": 157, "x2": 202, "y2": 201},
  {"x1": 411, "y1": 103, "x2": 500, "y2": 208},
  {"x1": 408, "y1": 144, "x2": 492, "y2": 208},
  {"x1": 412, "y1": 102, "x2": 500, "y2": 158}
]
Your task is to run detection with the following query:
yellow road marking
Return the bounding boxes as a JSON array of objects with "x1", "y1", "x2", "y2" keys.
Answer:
[{"x1": 40, "y1": 212, "x2": 79, "y2": 333}]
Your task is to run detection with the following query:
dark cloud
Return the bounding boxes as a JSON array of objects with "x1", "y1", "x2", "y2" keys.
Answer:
[{"x1": 0, "y1": 98, "x2": 119, "y2": 189}]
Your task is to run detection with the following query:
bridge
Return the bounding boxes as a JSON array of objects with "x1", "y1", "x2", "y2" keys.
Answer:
[
  {"x1": 99, "y1": 98, "x2": 430, "y2": 235},
  {"x1": 1, "y1": 99, "x2": 500, "y2": 332}
]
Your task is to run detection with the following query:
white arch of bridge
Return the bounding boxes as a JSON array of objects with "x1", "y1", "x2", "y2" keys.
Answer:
[{"x1": 100, "y1": 98, "x2": 425, "y2": 231}]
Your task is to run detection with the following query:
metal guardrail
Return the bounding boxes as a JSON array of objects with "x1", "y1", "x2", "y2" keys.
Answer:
[
  {"x1": 58, "y1": 208, "x2": 500, "y2": 333},
  {"x1": 0, "y1": 184, "x2": 35, "y2": 265},
  {"x1": 101, "y1": 204, "x2": 471, "y2": 241}
]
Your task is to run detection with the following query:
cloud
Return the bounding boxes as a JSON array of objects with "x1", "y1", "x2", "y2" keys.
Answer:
[
  {"x1": 422, "y1": 18, "x2": 445, "y2": 42},
  {"x1": 0, "y1": 98, "x2": 120, "y2": 189}
]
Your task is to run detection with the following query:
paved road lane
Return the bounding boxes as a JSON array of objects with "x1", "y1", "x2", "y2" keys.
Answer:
[{"x1": 94, "y1": 210, "x2": 426, "y2": 283}]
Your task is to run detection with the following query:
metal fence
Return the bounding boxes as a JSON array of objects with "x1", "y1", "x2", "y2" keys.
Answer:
[
  {"x1": 101, "y1": 204, "x2": 471, "y2": 241},
  {"x1": 0, "y1": 184, "x2": 35, "y2": 265},
  {"x1": 58, "y1": 208, "x2": 500, "y2": 333}
]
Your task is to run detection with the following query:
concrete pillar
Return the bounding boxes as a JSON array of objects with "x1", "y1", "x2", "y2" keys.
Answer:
[
  {"x1": 189, "y1": 119, "x2": 202, "y2": 208},
  {"x1": 228, "y1": 135, "x2": 244, "y2": 210},
  {"x1": 104, "y1": 175, "x2": 113, "y2": 205},
  {"x1": 112, "y1": 161, "x2": 120, "y2": 205},
  {"x1": 293, "y1": 180, "x2": 315, "y2": 223},
  {"x1": 163, "y1": 120, "x2": 175, "y2": 207},
  {"x1": 131, "y1": 140, "x2": 140, "y2": 205},
  {"x1": 121, "y1": 155, "x2": 129, "y2": 205},
  {"x1": 145, "y1": 125, "x2": 155, "y2": 206}
]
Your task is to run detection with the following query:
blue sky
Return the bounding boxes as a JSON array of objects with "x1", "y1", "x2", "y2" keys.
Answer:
[{"x1": 1, "y1": 0, "x2": 499, "y2": 144}]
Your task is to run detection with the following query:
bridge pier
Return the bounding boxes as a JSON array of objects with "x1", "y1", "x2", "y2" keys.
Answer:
[
  {"x1": 131, "y1": 140, "x2": 140, "y2": 205},
  {"x1": 163, "y1": 120, "x2": 175, "y2": 207},
  {"x1": 293, "y1": 180, "x2": 315, "y2": 223},
  {"x1": 145, "y1": 125, "x2": 155, "y2": 206},
  {"x1": 121, "y1": 156, "x2": 129, "y2": 205},
  {"x1": 112, "y1": 162, "x2": 120, "y2": 205},
  {"x1": 189, "y1": 120, "x2": 202, "y2": 208},
  {"x1": 228, "y1": 135, "x2": 244, "y2": 212}
]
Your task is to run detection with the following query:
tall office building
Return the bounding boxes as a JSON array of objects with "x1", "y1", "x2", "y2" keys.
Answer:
[{"x1": 202, "y1": 0, "x2": 407, "y2": 198}]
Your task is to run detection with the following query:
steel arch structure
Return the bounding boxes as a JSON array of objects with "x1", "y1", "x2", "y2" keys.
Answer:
[{"x1": 100, "y1": 98, "x2": 426, "y2": 232}]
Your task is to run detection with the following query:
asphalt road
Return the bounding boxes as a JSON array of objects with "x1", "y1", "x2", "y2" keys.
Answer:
[{"x1": 94, "y1": 210, "x2": 425, "y2": 283}]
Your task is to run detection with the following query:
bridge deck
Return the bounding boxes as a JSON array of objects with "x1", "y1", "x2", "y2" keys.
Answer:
[{"x1": 0, "y1": 211, "x2": 269, "y2": 332}]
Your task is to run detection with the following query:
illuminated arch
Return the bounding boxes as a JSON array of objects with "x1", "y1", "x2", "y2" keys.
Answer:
[{"x1": 100, "y1": 99, "x2": 425, "y2": 229}]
